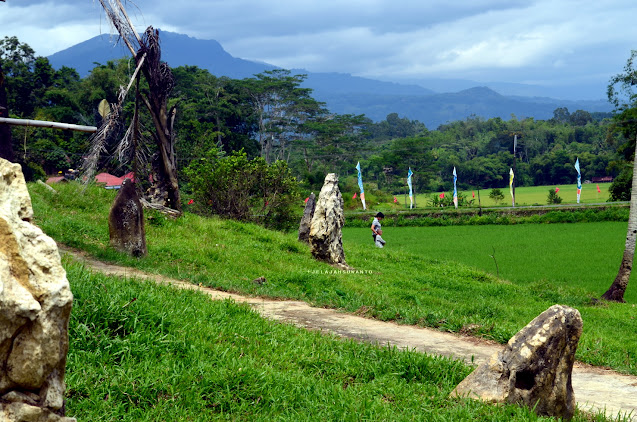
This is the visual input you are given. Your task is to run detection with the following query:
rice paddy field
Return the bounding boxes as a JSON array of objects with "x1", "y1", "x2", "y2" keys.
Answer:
[
  {"x1": 408, "y1": 182, "x2": 613, "y2": 208},
  {"x1": 342, "y1": 221, "x2": 637, "y2": 303}
]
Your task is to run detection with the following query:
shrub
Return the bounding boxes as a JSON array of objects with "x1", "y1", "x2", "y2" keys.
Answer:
[
  {"x1": 489, "y1": 188, "x2": 504, "y2": 204},
  {"x1": 547, "y1": 189, "x2": 563, "y2": 204},
  {"x1": 184, "y1": 149, "x2": 300, "y2": 230},
  {"x1": 608, "y1": 167, "x2": 632, "y2": 201}
]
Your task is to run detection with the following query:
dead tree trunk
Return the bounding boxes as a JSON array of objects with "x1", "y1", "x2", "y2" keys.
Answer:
[{"x1": 137, "y1": 27, "x2": 181, "y2": 212}]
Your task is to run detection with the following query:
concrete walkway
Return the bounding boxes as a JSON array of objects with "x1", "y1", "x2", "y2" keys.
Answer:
[{"x1": 61, "y1": 246, "x2": 637, "y2": 421}]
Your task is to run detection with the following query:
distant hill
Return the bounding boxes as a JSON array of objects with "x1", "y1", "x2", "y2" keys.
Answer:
[
  {"x1": 316, "y1": 87, "x2": 612, "y2": 128},
  {"x1": 48, "y1": 31, "x2": 613, "y2": 128}
]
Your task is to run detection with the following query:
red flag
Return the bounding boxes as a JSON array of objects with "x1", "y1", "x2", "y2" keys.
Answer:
[
  {"x1": 597, "y1": 184, "x2": 601, "y2": 193},
  {"x1": 353, "y1": 192, "x2": 357, "y2": 199},
  {"x1": 472, "y1": 191, "x2": 475, "y2": 198},
  {"x1": 393, "y1": 196, "x2": 398, "y2": 203},
  {"x1": 439, "y1": 192, "x2": 445, "y2": 199},
  {"x1": 555, "y1": 187, "x2": 560, "y2": 193},
  {"x1": 304, "y1": 197, "x2": 309, "y2": 203}
]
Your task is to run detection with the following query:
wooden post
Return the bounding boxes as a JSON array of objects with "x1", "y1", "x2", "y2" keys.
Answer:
[{"x1": 0, "y1": 117, "x2": 97, "y2": 133}]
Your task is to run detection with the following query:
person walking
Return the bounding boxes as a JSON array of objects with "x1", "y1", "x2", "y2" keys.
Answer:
[{"x1": 371, "y1": 212, "x2": 385, "y2": 246}]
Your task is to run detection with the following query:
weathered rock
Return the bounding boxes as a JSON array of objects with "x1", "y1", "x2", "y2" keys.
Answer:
[
  {"x1": 309, "y1": 174, "x2": 348, "y2": 269},
  {"x1": 0, "y1": 158, "x2": 75, "y2": 421},
  {"x1": 1, "y1": 402, "x2": 76, "y2": 422},
  {"x1": 451, "y1": 304, "x2": 583, "y2": 420},
  {"x1": 298, "y1": 192, "x2": 316, "y2": 243},
  {"x1": 108, "y1": 178, "x2": 147, "y2": 257}
]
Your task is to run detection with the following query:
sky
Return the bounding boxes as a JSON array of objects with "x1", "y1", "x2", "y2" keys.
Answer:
[{"x1": 2, "y1": 0, "x2": 637, "y2": 100}]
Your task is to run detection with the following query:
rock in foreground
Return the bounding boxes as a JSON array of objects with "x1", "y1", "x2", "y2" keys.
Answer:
[
  {"x1": 0, "y1": 158, "x2": 75, "y2": 421},
  {"x1": 451, "y1": 304, "x2": 582, "y2": 420}
]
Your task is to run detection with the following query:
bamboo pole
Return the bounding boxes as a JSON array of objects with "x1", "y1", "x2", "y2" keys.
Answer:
[{"x1": 0, "y1": 117, "x2": 97, "y2": 133}]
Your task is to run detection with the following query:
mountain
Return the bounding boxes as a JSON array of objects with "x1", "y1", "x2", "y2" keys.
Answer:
[
  {"x1": 47, "y1": 31, "x2": 613, "y2": 128},
  {"x1": 47, "y1": 32, "x2": 277, "y2": 79},
  {"x1": 317, "y1": 87, "x2": 611, "y2": 128}
]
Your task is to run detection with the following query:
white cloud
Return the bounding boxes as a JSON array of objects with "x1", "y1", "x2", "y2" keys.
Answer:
[{"x1": 1, "y1": 0, "x2": 636, "y2": 94}]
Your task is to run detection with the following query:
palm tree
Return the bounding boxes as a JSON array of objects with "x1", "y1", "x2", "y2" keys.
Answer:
[
  {"x1": 603, "y1": 134, "x2": 637, "y2": 302},
  {"x1": 602, "y1": 50, "x2": 637, "y2": 302}
]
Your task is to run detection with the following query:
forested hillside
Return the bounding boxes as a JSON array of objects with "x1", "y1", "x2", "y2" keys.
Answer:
[{"x1": 0, "y1": 36, "x2": 624, "y2": 199}]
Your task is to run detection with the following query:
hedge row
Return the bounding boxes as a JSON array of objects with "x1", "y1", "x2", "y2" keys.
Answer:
[{"x1": 344, "y1": 206, "x2": 629, "y2": 227}]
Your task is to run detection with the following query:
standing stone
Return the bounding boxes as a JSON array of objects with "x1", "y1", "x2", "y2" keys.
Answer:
[
  {"x1": 0, "y1": 158, "x2": 75, "y2": 421},
  {"x1": 309, "y1": 174, "x2": 348, "y2": 269},
  {"x1": 451, "y1": 304, "x2": 583, "y2": 420},
  {"x1": 108, "y1": 178, "x2": 147, "y2": 257},
  {"x1": 298, "y1": 192, "x2": 316, "y2": 243}
]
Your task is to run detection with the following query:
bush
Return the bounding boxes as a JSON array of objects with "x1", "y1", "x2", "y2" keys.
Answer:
[
  {"x1": 20, "y1": 161, "x2": 46, "y2": 182},
  {"x1": 184, "y1": 149, "x2": 300, "y2": 230},
  {"x1": 608, "y1": 167, "x2": 632, "y2": 201},
  {"x1": 489, "y1": 188, "x2": 504, "y2": 204},
  {"x1": 547, "y1": 189, "x2": 563, "y2": 204}
]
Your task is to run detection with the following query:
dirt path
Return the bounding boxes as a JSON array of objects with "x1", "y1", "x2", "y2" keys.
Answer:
[{"x1": 60, "y1": 246, "x2": 637, "y2": 421}]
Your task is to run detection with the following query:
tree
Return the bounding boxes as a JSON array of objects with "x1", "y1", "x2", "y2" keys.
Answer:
[
  {"x1": 244, "y1": 70, "x2": 324, "y2": 163},
  {"x1": 489, "y1": 188, "x2": 504, "y2": 204},
  {"x1": 0, "y1": 61, "x2": 13, "y2": 161},
  {"x1": 89, "y1": 1, "x2": 182, "y2": 213},
  {"x1": 602, "y1": 50, "x2": 637, "y2": 302}
]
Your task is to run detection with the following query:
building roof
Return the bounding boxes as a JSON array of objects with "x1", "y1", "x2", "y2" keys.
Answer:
[
  {"x1": 94, "y1": 172, "x2": 124, "y2": 188},
  {"x1": 45, "y1": 176, "x2": 65, "y2": 184},
  {"x1": 47, "y1": 172, "x2": 136, "y2": 189}
]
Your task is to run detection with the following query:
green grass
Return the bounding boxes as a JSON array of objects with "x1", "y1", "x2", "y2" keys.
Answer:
[
  {"x1": 410, "y1": 183, "x2": 613, "y2": 208},
  {"x1": 343, "y1": 224, "x2": 637, "y2": 303},
  {"x1": 64, "y1": 259, "x2": 613, "y2": 421},
  {"x1": 29, "y1": 182, "x2": 637, "y2": 380}
]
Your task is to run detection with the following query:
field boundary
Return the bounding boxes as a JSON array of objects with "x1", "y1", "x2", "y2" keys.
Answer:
[{"x1": 345, "y1": 203, "x2": 629, "y2": 227}]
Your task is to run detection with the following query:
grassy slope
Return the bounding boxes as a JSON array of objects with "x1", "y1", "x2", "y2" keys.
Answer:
[
  {"x1": 30, "y1": 182, "x2": 636, "y2": 379},
  {"x1": 66, "y1": 260, "x2": 609, "y2": 421}
]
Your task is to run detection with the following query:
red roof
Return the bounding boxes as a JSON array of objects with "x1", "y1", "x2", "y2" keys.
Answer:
[
  {"x1": 46, "y1": 176, "x2": 64, "y2": 184},
  {"x1": 121, "y1": 171, "x2": 135, "y2": 182},
  {"x1": 95, "y1": 173, "x2": 124, "y2": 187},
  {"x1": 48, "y1": 172, "x2": 137, "y2": 188}
]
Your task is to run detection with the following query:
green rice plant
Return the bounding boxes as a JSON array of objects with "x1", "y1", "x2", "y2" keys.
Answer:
[
  {"x1": 413, "y1": 183, "x2": 613, "y2": 208},
  {"x1": 343, "y1": 224, "x2": 637, "y2": 375}
]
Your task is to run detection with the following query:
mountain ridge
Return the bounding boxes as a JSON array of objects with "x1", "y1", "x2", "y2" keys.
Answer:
[{"x1": 47, "y1": 31, "x2": 613, "y2": 128}]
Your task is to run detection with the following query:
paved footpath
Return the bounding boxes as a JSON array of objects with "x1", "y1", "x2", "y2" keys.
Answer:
[{"x1": 61, "y1": 246, "x2": 637, "y2": 421}]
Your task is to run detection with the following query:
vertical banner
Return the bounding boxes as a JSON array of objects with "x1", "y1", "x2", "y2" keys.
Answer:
[
  {"x1": 356, "y1": 162, "x2": 366, "y2": 210},
  {"x1": 574, "y1": 158, "x2": 582, "y2": 204},
  {"x1": 509, "y1": 168, "x2": 515, "y2": 207},
  {"x1": 407, "y1": 167, "x2": 414, "y2": 209},
  {"x1": 452, "y1": 167, "x2": 458, "y2": 209}
]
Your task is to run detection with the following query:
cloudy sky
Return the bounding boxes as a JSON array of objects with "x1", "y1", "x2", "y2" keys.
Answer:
[{"x1": 2, "y1": 0, "x2": 636, "y2": 99}]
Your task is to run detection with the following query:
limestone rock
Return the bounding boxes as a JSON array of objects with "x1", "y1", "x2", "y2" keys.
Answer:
[
  {"x1": 1, "y1": 402, "x2": 76, "y2": 422},
  {"x1": 298, "y1": 192, "x2": 316, "y2": 243},
  {"x1": 309, "y1": 174, "x2": 348, "y2": 268},
  {"x1": 108, "y1": 178, "x2": 147, "y2": 257},
  {"x1": 0, "y1": 158, "x2": 74, "y2": 420},
  {"x1": 451, "y1": 304, "x2": 583, "y2": 420}
]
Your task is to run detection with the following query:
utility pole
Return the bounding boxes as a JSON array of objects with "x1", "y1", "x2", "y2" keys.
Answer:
[{"x1": 512, "y1": 134, "x2": 517, "y2": 207}]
